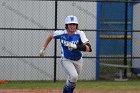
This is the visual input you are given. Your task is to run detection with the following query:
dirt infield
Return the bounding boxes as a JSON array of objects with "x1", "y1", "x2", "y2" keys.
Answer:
[{"x1": 0, "y1": 89, "x2": 140, "y2": 93}]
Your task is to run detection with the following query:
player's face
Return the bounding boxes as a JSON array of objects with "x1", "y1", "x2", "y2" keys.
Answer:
[{"x1": 67, "y1": 23, "x2": 77, "y2": 32}]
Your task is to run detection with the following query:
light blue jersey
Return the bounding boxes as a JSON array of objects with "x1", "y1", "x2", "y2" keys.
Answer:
[{"x1": 53, "y1": 30, "x2": 88, "y2": 60}]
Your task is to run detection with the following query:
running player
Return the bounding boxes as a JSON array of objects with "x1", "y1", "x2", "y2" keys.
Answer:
[{"x1": 39, "y1": 15, "x2": 92, "y2": 93}]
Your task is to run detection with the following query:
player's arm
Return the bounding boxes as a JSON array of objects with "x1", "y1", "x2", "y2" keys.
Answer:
[
  {"x1": 39, "y1": 34, "x2": 53, "y2": 56},
  {"x1": 43, "y1": 34, "x2": 53, "y2": 49},
  {"x1": 77, "y1": 42, "x2": 92, "y2": 52},
  {"x1": 66, "y1": 42, "x2": 92, "y2": 52},
  {"x1": 77, "y1": 31, "x2": 92, "y2": 52}
]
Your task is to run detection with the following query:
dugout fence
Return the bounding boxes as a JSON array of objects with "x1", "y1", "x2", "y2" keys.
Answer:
[{"x1": 0, "y1": 0, "x2": 140, "y2": 82}]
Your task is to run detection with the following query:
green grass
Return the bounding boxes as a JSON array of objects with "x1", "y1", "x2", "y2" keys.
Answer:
[
  {"x1": 77, "y1": 80, "x2": 140, "y2": 90},
  {"x1": 0, "y1": 79, "x2": 140, "y2": 91}
]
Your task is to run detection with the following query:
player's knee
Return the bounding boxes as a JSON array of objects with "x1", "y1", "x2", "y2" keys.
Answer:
[{"x1": 70, "y1": 74, "x2": 78, "y2": 82}]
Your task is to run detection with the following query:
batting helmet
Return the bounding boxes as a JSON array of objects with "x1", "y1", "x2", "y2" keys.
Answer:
[{"x1": 65, "y1": 15, "x2": 78, "y2": 25}]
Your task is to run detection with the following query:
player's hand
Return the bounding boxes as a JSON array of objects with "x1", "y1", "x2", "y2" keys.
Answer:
[
  {"x1": 65, "y1": 42, "x2": 77, "y2": 49},
  {"x1": 39, "y1": 48, "x2": 46, "y2": 56}
]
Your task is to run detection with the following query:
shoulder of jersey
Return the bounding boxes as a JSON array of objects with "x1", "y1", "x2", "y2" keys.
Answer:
[{"x1": 76, "y1": 30, "x2": 84, "y2": 34}]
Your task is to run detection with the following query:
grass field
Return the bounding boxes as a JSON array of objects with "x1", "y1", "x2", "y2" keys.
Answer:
[{"x1": 0, "y1": 79, "x2": 140, "y2": 91}]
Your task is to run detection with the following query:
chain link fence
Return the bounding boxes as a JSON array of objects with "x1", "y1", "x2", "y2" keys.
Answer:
[{"x1": 0, "y1": 0, "x2": 140, "y2": 81}]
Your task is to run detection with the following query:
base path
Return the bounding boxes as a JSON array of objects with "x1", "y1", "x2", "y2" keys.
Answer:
[{"x1": 0, "y1": 89, "x2": 140, "y2": 93}]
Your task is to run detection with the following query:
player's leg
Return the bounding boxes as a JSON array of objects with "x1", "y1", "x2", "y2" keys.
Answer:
[
  {"x1": 61, "y1": 59, "x2": 78, "y2": 93},
  {"x1": 67, "y1": 58, "x2": 83, "y2": 93},
  {"x1": 61, "y1": 60, "x2": 77, "y2": 93},
  {"x1": 63, "y1": 80, "x2": 76, "y2": 93},
  {"x1": 73, "y1": 58, "x2": 83, "y2": 76},
  {"x1": 61, "y1": 58, "x2": 83, "y2": 93}
]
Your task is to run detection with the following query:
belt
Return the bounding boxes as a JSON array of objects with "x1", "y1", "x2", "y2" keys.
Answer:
[{"x1": 69, "y1": 58, "x2": 80, "y2": 61}]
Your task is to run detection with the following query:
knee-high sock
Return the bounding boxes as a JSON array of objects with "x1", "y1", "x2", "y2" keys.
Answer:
[{"x1": 62, "y1": 81, "x2": 76, "y2": 93}]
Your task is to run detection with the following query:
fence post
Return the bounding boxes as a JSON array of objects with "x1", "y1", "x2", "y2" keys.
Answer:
[
  {"x1": 54, "y1": 0, "x2": 58, "y2": 83},
  {"x1": 124, "y1": 1, "x2": 128, "y2": 78}
]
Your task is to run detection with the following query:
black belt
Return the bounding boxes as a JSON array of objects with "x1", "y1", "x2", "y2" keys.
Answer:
[{"x1": 69, "y1": 58, "x2": 80, "y2": 61}]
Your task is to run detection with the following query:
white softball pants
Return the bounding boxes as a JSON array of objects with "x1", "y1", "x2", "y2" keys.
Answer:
[{"x1": 61, "y1": 58, "x2": 83, "y2": 83}]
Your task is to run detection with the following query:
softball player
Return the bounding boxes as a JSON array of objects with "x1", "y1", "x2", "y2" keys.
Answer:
[{"x1": 39, "y1": 15, "x2": 92, "y2": 93}]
